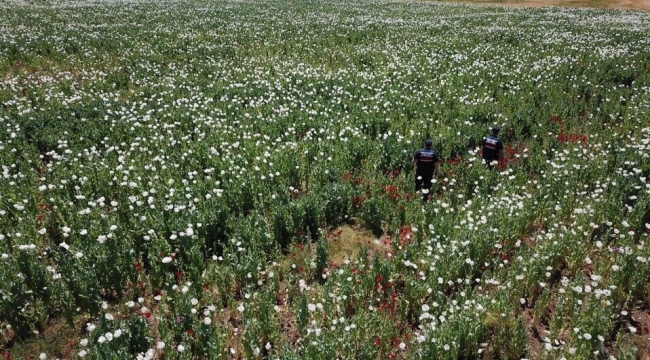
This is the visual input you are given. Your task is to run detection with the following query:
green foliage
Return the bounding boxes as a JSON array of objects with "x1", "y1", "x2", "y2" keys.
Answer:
[
  {"x1": 322, "y1": 182, "x2": 352, "y2": 226},
  {"x1": 361, "y1": 196, "x2": 384, "y2": 238},
  {"x1": 0, "y1": 0, "x2": 649, "y2": 359},
  {"x1": 315, "y1": 236, "x2": 328, "y2": 278}
]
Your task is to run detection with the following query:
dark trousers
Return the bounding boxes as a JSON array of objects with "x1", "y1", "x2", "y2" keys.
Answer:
[
  {"x1": 484, "y1": 158, "x2": 497, "y2": 170},
  {"x1": 415, "y1": 172, "x2": 433, "y2": 202}
]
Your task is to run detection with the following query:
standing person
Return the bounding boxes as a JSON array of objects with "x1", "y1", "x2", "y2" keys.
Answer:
[
  {"x1": 411, "y1": 139, "x2": 439, "y2": 203},
  {"x1": 481, "y1": 125, "x2": 504, "y2": 170}
]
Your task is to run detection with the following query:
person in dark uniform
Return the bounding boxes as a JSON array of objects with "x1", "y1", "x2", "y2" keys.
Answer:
[
  {"x1": 411, "y1": 139, "x2": 440, "y2": 202},
  {"x1": 481, "y1": 126, "x2": 504, "y2": 170}
]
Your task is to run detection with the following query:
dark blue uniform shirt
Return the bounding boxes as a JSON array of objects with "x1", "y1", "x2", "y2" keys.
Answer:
[
  {"x1": 414, "y1": 148, "x2": 439, "y2": 175},
  {"x1": 482, "y1": 135, "x2": 503, "y2": 162}
]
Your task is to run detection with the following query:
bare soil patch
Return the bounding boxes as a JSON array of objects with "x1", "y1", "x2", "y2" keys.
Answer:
[
  {"x1": 1, "y1": 317, "x2": 84, "y2": 360},
  {"x1": 629, "y1": 309, "x2": 650, "y2": 359},
  {"x1": 278, "y1": 225, "x2": 389, "y2": 275},
  {"x1": 327, "y1": 225, "x2": 391, "y2": 267},
  {"x1": 520, "y1": 308, "x2": 544, "y2": 358}
]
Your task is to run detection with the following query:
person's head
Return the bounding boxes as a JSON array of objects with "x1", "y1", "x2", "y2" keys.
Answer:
[
  {"x1": 424, "y1": 139, "x2": 432, "y2": 149},
  {"x1": 491, "y1": 125, "x2": 500, "y2": 136}
]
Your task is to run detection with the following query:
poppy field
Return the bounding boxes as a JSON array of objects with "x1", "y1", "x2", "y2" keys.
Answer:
[{"x1": 1, "y1": 0, "x2": 650, "y2": 359}]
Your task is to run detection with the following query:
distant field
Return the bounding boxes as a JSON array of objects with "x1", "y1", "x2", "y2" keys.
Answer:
[
  {"x1": 1, "y1": 0, "x2": 650, "y2": 359},
  {"x1": 423, "y1": 0, "x2": 650, "y2": 11}
]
